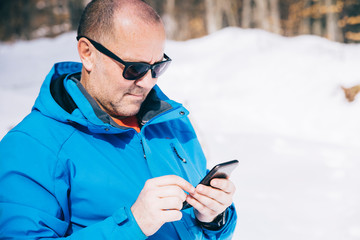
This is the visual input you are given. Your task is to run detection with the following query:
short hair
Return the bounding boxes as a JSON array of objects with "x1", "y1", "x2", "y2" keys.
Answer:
[{"x1": 77, "y1": 0, "x2": 162, "y2": 41}]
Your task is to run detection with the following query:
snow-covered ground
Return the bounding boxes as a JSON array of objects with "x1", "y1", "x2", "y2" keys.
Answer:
[{"x1": 1, "y1": 28, "x2": 360, "y2": 239}]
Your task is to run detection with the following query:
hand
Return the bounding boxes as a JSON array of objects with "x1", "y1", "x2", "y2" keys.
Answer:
[
  {"x1": 186, "y1": 178, "x2": 236, "y2": 223},
  {"x1": 131, "y1": 175, "x2": 195, "y2": 236}
]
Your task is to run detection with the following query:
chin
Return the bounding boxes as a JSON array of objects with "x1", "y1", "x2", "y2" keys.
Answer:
[{"x1": 116, "y1": 106, "x2": 141, "y2": 118}]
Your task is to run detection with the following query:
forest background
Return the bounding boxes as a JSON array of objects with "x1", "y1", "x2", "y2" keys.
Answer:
[
  {"x1": 2, "y1": 2, "x2": 360, "y2": 238},
  {"x1": 1, "y1": 0, "x2": 360, "y2": 43}
]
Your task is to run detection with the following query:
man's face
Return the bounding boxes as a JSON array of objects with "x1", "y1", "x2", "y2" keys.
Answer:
[{"x1": 83, "y1": 16, "x2": 166, "y2": 118}]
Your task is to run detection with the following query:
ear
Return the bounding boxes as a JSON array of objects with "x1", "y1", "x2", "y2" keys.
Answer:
[{"x1": 77, "y1": 38, "x2": 95, "y2": 72}]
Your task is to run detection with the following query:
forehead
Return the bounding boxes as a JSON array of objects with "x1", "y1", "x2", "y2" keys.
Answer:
[{"x1": 109, "y1": 14, "x2": 166, "y2": 62}]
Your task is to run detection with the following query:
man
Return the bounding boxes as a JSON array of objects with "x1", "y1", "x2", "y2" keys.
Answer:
[{"x1": 0, "y1": 0, "x2": 237, "y2": 239}]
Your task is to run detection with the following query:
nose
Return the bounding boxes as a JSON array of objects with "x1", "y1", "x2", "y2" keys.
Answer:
[{"x1": 134, "y1": 70, "x2": 157, "y2": 89}]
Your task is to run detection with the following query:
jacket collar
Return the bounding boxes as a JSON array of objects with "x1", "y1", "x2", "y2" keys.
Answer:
[{"x1": 46, "y1": 62, "x2": 184, "y2": 133}]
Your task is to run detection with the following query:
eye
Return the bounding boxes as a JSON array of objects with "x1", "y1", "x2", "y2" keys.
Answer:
[{"x1": 124, "y1": 64, "x2": 150, "y2": 79}]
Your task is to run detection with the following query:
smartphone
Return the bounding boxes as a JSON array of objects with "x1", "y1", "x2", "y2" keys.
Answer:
[{"x1": 182, "y1": 159, "x2": 239, "y2": 210}]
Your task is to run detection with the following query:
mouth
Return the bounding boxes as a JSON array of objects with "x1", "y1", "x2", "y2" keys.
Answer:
[
  {"x1": 124, "y1": 87, "x2": 148, "y2": 101},
  {"x1": 125, "y1": 92, "x2": 144, "y2": 99},
  {"x1": 127, "y1": 93, "x2": 142, "y2": 96}
]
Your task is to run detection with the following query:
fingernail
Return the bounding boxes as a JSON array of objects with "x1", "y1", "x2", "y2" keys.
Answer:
[{"x1": 197, "y1": 185, "x2": 203, "y2": 192}]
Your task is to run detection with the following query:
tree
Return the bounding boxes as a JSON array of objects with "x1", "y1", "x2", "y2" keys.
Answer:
[
  {"x1": 269, "y1": 0, "x2": 282, "y2": 34},
  {"x1": 205, "y1": 0, "x2": 238, "y2": 34},
  {"x1": 254, "y1": 0, "x2": 270, "y2": 31},
  {"x1": 1, "y1": 0, "x2": 360, "y2": 43},
  {"x1": 241, "y1": 0, "x2": 252, "y2": 28}
]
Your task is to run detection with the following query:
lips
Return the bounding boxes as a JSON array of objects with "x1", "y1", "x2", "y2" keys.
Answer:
[
  {"x1": 125, "y1": 93, "x2": 145, "y2": 101},
  {"x1": 124, "y1": 87, "x2": 147, "y2": 100},
  {"x1": 127, "y1": 93, "x2": 143, "y2": 97}
]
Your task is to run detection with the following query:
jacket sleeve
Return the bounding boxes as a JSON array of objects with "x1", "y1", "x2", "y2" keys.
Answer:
[
  {"x1": 201, "y1": 203, "x2": 237, "y2": 240},
  {"x1": 0, "y1": 131, "x2": 146, "y2": 240}
]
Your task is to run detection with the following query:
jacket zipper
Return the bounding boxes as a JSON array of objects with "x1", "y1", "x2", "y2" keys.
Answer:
[
  {"x1": 138, "y1": 106, "x2": 187, "y2": 162},
  {"x1": 140, "y1": 139, "x2": 147, "y2": 160},
  {"x1": 170, "y1": 143, "x2": 186, "y2": 163}
]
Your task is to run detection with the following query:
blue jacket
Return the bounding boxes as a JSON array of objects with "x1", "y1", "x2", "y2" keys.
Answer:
[{"x1": 0, "y1": 62, "x2": 237, "y2": 239}]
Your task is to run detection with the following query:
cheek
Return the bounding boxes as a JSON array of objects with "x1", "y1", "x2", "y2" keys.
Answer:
[
  {"x1": 95, "y1": 61, "x2": 125, "y2": 88},
  {"x1": 89, "y1": 67, "x2": 118, "y2": 98},
  {"x1": 96, "y1": 53, "x2": 123, "y2": 77}
]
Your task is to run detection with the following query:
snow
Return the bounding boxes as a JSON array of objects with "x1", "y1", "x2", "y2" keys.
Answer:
[{"x1": 1, "y1": 27, "x2": 360, "y2": 239}]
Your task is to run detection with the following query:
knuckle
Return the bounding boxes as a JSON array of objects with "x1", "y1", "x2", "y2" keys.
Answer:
[
  {"x1": 213, "y1": 190, "x2": 222, "y2": 199},
  {"x1": 167, "y1": 174, "x2": 176, "y2": 180},
  {"x1": 210, "y1": 209, "x2": 219, "y2": 217},
  {"x1": 224, "y1": 180, "x2": 230, "y2": 189},
  {"x1": 177, "y1": 202, "x2": 183, "y2": 210},
  {"x1": 181, "y1": 191, "x2": 187, "y2": 201},
  {"x1": 178, "y1": 211, "x2": 183, "y2": 219},
  {"x1": 175, "y1": 211, "x2": 183, "y2": 221},
  {"x1": 171, "y1": 174, "x2": 181, "y2": 181},
  {"x1": 145, "y1": 178, "x2": 154, "y2": 187},
  {"x1": 207, "y1": 201, "x2": 217, "y2": 210},
  {"x1": 159, "y1": 214, "x2": 167, "y2": 224},
  {"x1": 203, "y1": 186, "x2": 211, "y2": 194},
  {"x1": 232, "y1": 183, "x2": 237, "y2": 193},
  {"x1": 175, "y1": 198, "x2": 183, "y2": 209},
  {"x1": 203, "y1": 207, "x2": 215, "y2": 217},
  {"x1": 226, "y1": 200, "x2": 233, "y2": 207},
  {"x1": 229, "y1": 180, "x2": 235, "y2": 190},
  {"x1": 197, "y1": 185, "x2": 207, "y2": 195},
  {"x1": 176, "y1": 187, "x2": 185, "y2": 196},
  {"x1": 186, "y1": 195, "x2": 194, "y2": 204},
  {"x1": 174, "y1": 190, "x2": 186, "y2": 202},
  {"x1": 226, "y1": 180, "x2": 233, "y2": 189},
  {"x1": 197, "y1": 204, "x2": 206, "y2": 213}
]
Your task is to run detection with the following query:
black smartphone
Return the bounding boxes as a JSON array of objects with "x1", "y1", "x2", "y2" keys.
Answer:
[{"x1": 182, "y1": 159, "x2": 239, "y2": 210}]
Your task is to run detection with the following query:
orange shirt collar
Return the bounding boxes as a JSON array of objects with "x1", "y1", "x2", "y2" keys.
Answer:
[{"x1": 112, "y1": 116, "x2": 141, "y2": 133}]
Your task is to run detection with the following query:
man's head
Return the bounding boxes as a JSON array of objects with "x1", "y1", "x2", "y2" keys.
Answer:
[{"x1": 77, "y1": 0, "x2": 168, "y2": 119}]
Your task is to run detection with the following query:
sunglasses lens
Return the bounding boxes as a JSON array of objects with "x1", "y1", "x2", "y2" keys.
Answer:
[
  {"x1": 124, "y1": 64, "x2": 150, "y2": 80},
  {"x1": 152, "y1": 61, "x2": 171, "y2": 78}
]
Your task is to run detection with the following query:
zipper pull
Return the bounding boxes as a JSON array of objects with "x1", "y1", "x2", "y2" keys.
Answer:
[
  {"x1": 171, "y1": 143, "x2": 186, "y2": 163},
  {"x1": 140, "y1": 139, "x2": 147, "y2": 160}
]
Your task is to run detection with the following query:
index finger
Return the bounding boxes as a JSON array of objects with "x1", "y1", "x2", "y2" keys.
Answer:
[{"x1": 155, "y1": 175, "x2": 195, "y2": 194}]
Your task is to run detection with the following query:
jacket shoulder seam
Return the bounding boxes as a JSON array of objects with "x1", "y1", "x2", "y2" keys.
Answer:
[
  {"x1": 53, "y1": 127, "x2": 77, "y2": 187},
  {"x1": 7, "y1": 130, "x2": 58, "y2": 155}
]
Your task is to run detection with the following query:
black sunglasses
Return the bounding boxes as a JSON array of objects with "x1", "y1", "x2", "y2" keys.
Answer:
[{"x1": 77, "y1": 36, "x2": 172, "y2": 80}]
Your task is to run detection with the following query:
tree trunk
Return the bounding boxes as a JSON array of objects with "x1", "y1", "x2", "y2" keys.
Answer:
[
  {"x1": 299, "y1": 0, "x2": 312, "y2": 35},
  {"x1": 162, "y1": 0, "x2": 177, "y2": 39},
  {"x1": 269, "y1": 0, "x2": 281, "y2": 34},
  {"x1": 325, "y1": 0, "x2": 342, "y2": 41},
  {"x1": 205, "y1": 0, "x2": 218, "y2": 34},
  {"x1": 221, "y1": 0, "x2": 238, "y2": 27},
  {"x1": 254, "y1": 0, "x2": 270, "y2": 31},
  {"x1": 242, "y1": 0, "x2": 252, "y2": 28},
  {"x1": 311, "y1": 0, "x2": 323, "y2": 36}
]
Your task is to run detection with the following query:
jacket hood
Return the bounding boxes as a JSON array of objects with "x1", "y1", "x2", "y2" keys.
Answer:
[{"x1": 33, "y1": 62, "x2": 188, "y2": 134}]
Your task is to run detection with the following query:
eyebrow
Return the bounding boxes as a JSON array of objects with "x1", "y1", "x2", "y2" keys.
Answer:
[
  {"x1": 78, "y1": 35, "x2": 165, "y2": 65},
  {"x1": 122, "y1": 54, "x2": 165, "y2": 64}
]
